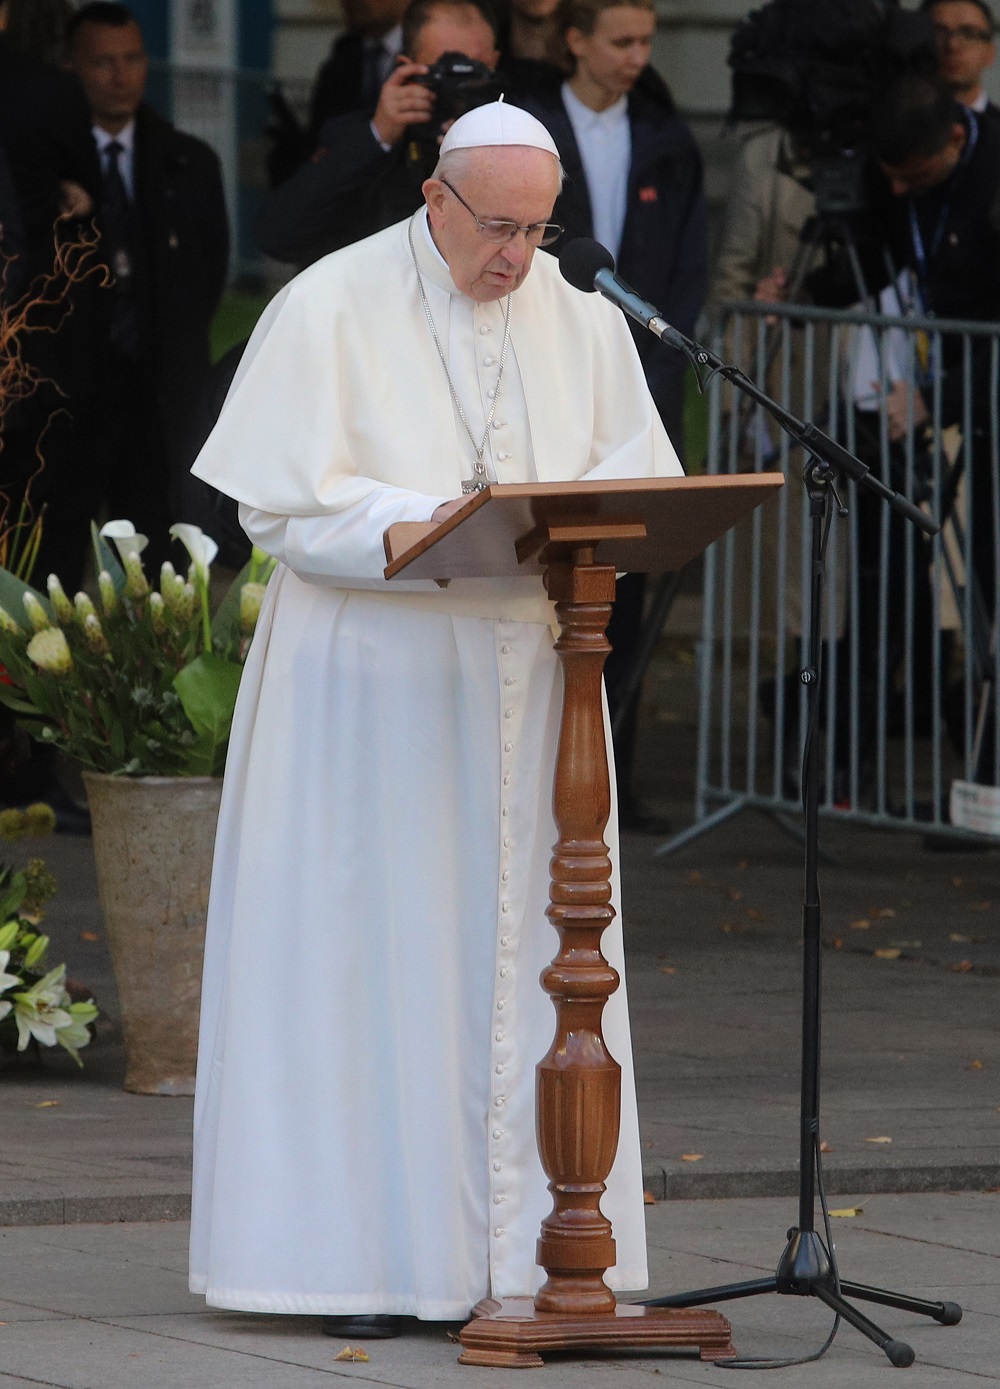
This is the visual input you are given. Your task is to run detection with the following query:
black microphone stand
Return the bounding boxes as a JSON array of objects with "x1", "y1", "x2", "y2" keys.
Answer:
[{"x1": 639, "y1": 334, "x2": 962, "y2": 1368}]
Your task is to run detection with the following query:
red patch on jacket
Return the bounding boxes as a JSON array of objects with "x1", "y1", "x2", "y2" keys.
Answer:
[{"x1": 638, "y1": 186, "x2": 658, "y2": 203}]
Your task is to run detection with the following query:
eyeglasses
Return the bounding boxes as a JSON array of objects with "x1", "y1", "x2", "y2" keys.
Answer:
[
  {"x1": 440, "y1": 179, "x2": 564, "y2": 247},
  {"x1": 932, "y1": 22, "x2": 993, "y2": 44}
]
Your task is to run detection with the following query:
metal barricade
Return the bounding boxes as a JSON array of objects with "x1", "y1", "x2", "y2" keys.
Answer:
[{"x1": 664, "y1": 299, "x2": 1000, "y2": 851}]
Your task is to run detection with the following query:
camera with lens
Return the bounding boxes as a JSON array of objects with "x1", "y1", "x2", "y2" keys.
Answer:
[
  {"x1": 412, "y1": 51, "x2": 504, "y2": 128},
  {"x1": 727, "y1": 0, "x2": 937, "y2": 218}
]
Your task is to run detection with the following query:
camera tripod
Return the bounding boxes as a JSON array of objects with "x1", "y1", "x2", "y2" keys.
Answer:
[{"x1": 638, "y1": 337, "x2": 963, "y2": 1369}]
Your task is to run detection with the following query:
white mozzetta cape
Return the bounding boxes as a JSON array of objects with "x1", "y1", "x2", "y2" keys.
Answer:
[{"x1": 189, "y1": 215, "x2": 682, "y2": 1318}]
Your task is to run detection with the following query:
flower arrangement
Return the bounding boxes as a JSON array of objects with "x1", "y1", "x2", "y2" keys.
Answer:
[
  {"x1": 0, "y1": 520, "x2": 274, "y2": 777},
  {"x1": 0, "y1": 815, "x2": 99, "y2": 1067}
]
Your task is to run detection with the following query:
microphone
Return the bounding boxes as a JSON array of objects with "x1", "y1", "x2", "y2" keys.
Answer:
[{"x1": 559, "y1": 238, "x2": 695, "y2": 356}]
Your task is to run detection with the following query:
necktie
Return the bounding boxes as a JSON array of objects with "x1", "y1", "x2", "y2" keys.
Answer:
[{"x1": 101, "y1": 139, "x2": 141, "y2": 358}]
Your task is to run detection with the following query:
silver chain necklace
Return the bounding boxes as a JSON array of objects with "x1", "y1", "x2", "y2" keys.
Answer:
[{"x1": 408, "y1": 214, "x2": 512, "y2": 493}]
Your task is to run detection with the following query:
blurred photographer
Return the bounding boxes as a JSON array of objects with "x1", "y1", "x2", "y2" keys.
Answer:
[{"x1": 257, "y1": 0, "x2": 500, "y2": 265}]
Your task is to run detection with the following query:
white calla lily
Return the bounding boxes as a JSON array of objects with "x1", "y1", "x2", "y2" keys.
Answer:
[
  {"x1": 100, "y1": 520, "x2": 149, "y2": 562},
  {"x1": 169, "y1": 524, "x2": 219, "y2": 580}
]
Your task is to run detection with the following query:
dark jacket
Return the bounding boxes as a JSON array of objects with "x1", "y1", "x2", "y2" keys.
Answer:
[
  {"x1": 307, "y1": 30, "x2": 377, "y2": 151},
  {"x1": 256, "y1": 107, "x2": 428, "y2": 264},
  {"x1": 524, "y1": 71, "x2": 708, "y2": 447},
  {"x1": 120, "y1": 103, "x2": 230, "y2": 493},
  {"x1": 0, "y1": 36, "x2": 101, "y2": 280},
  {"x1": 814, "y1": 106, "x2": 1000, "y2": 429}
]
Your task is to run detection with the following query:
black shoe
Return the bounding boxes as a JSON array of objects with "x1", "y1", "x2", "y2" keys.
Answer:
[{"x1": 321, "y1": 1314, "x2": 401, "y2": 1340}]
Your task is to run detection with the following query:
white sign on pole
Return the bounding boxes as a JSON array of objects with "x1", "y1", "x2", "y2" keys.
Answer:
[{"x1": 170, "y1": 0, "x2": 239, "y2": 271}]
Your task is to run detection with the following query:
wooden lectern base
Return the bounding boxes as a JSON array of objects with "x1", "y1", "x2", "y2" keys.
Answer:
[{"x1": 458, "y1": 1298, "x2": 736, "y2": 1368}]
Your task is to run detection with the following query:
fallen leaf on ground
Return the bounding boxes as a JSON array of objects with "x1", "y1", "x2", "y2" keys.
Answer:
[
  {"x1": 737, "y1": 859, "x2": 749, "y2": 870},
  {"x1": 445, "y1": 1330, "x2": 460, "y2": 1342},
  {"x1": 984, "y1": 1186, "x2": 1000, "y2": 1194},
  {"x1": 971, "y1": 1060, "x2": 983, "y2": 1070},
  {"x1": 34, "y1": 1100, "x2": 60, "y2": 1108},
  {"x1": 829, "y1": 1207, "x2": 863, "y2": 1218},
  {"x1": 950, "y1": 933, "x2": 971, "y2": 943},
  {"x1": 80, "y1": 931, "x2": 99, "y2": 942},
  {"x1": 871, "y1": 908, "x2": 896, "y2": 919},
  {"x1": 819, "y1": 1141, "x2": 834, "y2": 1153},
  {"x1": 720, "y1": 922, "x2": 738, "y2": 933},
  {"x1": 687, "y1": 871, "x2": 703, "y2": 885},
  {"x1": 681, "y1": 1153, "x2": 703, "y2": 1162},
  {"x1": 850, "y1": 919, "x2": 871, "y2": 930},
  {"x1": 970, "y1": 902, "x2": 992, "y2": 911},
  {"x1": 831, "y1": 937, "x2": 843, "y2": 950},
  {"x1": 660, "y1": 966, "x2": 677, "y2": 975},
  {"x1": 873, "y1": 947, "x2": 902, "y2": 960},
  {"x1": 727, "y1": 888, "x2": 743, "y2": 902},
  {"x1": 644, "y1": 1190, "x2": 657, "y2": 1204},
  {"x1": 746, "y1": 908, "x2": 766, "y2": 921},
  {"x1": 334, "y1": 1347, "x2": 369, "y2": 1362},
  {"x1": 865, "y1": 1136, "x2": 892, "y2": 1144},
  {"x1": 952, "y1": 960, "x2": 974, "y2": 973}
]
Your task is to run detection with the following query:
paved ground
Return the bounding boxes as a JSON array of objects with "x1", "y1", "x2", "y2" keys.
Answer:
[
  {"x1": 2, "y1": 802, "x2": 997, "y2": 1224},
  {"x1": 1, "y1": 1193, "x2": 996, "y2": 1386}
]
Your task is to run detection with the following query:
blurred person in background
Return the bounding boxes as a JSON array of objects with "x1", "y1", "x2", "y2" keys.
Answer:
[
  {"x1": 524, "y1": 0, "x2": 707, "y2": 829},
  {"x1": 921, "y1": 0, "x2": 998, "y2": 116},
  {"x1": 65, "y1": 1, "x2": 229, "y2": 579},
  {"x1": 306, "y1": 0, "x2": 411, "y2": 151},
  {"x1": 257, "y1": 0, "x2": 501, "y2": 264}
]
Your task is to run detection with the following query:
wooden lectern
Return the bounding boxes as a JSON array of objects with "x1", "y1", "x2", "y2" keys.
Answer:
[{"x1": 384, "y1": 475, "x2": 782, "y2": 1369}]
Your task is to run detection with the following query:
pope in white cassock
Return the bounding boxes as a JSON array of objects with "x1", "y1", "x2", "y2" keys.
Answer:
[{"x1": 187, "y1": 100, "x2": 683, "y2": 1334}]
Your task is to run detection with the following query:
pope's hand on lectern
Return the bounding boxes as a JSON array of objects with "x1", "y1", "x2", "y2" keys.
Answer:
[{"x1": 432, "y1": 497, "x2": 467, "y2": 523}]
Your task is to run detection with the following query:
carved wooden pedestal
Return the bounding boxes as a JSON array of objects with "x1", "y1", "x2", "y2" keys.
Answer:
[
  {"x1": 384, "y1": 485, "x2": 783, "y2": 1372},
  {"x1": 458, "y1": 547, "x2": 734, "y2": 1368}
]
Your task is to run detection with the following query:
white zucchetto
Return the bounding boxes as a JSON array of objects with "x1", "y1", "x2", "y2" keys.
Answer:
[{"x1": 439, "y1": 98, "x2": 560, "y2": 159}]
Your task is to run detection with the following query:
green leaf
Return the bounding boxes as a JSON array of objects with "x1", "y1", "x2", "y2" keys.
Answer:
[
  {"x1": 0, "y1": 568, "x2": 50, "y2": 628},
  {"x1": 90, "y1": 522, "x2": 126, "y2": 592},
  {"x1": 173, "y1": 652, "x2": 242, "y2": 771},
  {"x1": 0, "y1": 685, "x2": 43, "y2": 717},
  {"x1": 210, "y1": 559, "x2": 253, "y2": 650}
]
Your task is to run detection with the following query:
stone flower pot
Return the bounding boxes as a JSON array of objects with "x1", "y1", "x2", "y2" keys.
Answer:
[{"x1": 83, "y1": 772, "x2": 222, "y2": 1096}]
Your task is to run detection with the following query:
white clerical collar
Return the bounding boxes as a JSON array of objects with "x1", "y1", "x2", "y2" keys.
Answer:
[
  {"x1": 967, "y1": 89, "x2": 989, "y2": 112},
  {"x1": 413, "y1": 205, "x2": 464, "y2": 297},
  {"x1": 93, "y1": 118, "x2": 136, "y2": 154},
  {"x1": 562, "y1": 83, "x2": 628, "y2": 130}
]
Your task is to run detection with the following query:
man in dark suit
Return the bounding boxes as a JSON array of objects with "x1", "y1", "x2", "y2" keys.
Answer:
[
  {"x1": 65, "y1": 1, "x2": 229, "y2": 577},
  {"x1": 306, "y1": 0, "x2": 411, "y2": 150}
]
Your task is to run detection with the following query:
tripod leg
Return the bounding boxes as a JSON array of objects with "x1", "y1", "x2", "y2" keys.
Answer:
[
  {"x1": 838, "y1": 1280, "x2": 963, "y2": 1325},
  {"x1": 642, "y1": 1275, "x2": 777, "y2": 1310},
  {"x1": 811, "y1": 1282, "x2": 914, "y2": 1367}
]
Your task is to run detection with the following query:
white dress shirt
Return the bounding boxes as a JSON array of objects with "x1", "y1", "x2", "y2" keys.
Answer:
[{"x1": 561, "y1": 82, "x2": 631, "y2": 260}]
